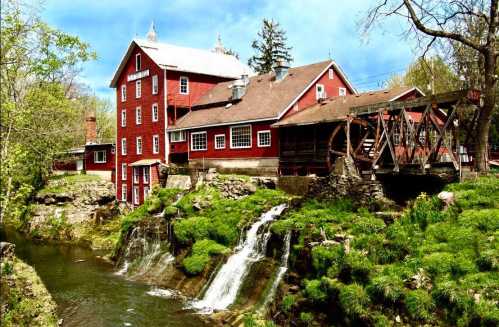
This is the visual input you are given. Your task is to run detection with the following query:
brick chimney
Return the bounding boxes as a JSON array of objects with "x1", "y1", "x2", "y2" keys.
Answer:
[{"x1": 85, "y1": 112, "x2": 97, "y2": 144}]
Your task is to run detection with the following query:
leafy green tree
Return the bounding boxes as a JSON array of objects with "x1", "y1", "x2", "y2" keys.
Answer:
[
  {"x1": 248, "y1": 19, "x2": 293, "y2": 74},
  {"x1": 0, "y1": 0, "x2": 96, "y2": 223}
]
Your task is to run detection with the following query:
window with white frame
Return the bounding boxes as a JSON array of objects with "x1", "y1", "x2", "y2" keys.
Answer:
[
  {"x1": 339, "y1": 87, "x2": 347, "y2": 96},
  {"x1": 179, "y1": 76, "x2": 189, "y2": 94},
  {"x1": 153, "y1": 135, "x2": 160, "y2": 154},
  {"x1": 136, "y1": 107, "x2": 142, "y2": 125},
  {"x1": 257, "y1": 130, "x2": 271, "y2": 147},
  {"x1": 121, "y1": 138, "x2": 127, "y2": 155},
  {"x1": 143, "y1": 167, "x2": 150, "y2": 184},
  {"x1": 316, "y1": 84, "x2": 326, "y2": 100},
  {"x1": 214, "y1": 134, "x2": 225, "y2": 149},
  {"x1": 121, "y1": 163, "x2": 127, "y2": 180},
  {"x1": 152, "y1": 103, "x2": 158, "y2": 122},
  {"x1": 133, "y1": 167, "x2": 140, "y2": 184},
  {"x1": 230, "y1": 125, "x2": 251, "y2": 149},
  {"x1": 135, "y1": 53, "x2": 141, "y2": 71},
  {"x1": 121, "y1": 185, "x2": 127, "y2": 202},
  {"x1": 144, "y1": 186, "x2": 150, "y2": 199},
  {"x1": 136, "y1": 137, "x2": 142, "y2": 154},
  {"x1": 121, "y1": 85, "x2": 126, "y2": 102},
  {"x1": 136, "y1": 80, "x2": 141, "y2": 98},
  {"x1": 152, "y1": 75, "x2": 158, "y2": 94},
  {"x1": 191, "y1": 131, "x2": 207, "y2": 151},
  {"x1": 121, "y1": 110, "x2": 126, "y2": 127},
  {"x1": 94, "y1": 150, "x2": 106, "y2": 163},
  {"x1": 133, "y1": 186, "x2": 139, "y2": 205},
  {"x1": 170, "y1": 131, "x2": 185, "y2": 142},
  {"x1": 328, "y1": 68, "x2": 334, "y2": 79}
]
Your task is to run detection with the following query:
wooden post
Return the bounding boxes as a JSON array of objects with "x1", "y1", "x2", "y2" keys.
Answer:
[{"x1": 346, "y1": 116, "x2": 351, "y2": 160}]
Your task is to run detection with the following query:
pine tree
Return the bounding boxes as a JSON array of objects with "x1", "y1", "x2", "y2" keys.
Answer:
[{"x1": 248, "y1": 19, "x2": 293, "y2": 74}]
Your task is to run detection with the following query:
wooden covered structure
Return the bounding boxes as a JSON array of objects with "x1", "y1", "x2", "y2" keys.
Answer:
[{"x1": 275, "y1": 89, "x2": 481, "y2": 176}]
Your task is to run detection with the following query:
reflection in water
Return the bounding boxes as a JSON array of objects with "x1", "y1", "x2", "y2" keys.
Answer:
[{"x1": 1, "y1": 228, "x2": 206, "y2": 327}]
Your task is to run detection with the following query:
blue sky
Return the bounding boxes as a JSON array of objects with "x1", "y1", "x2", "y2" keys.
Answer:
[{"x1": 41, "y1": 0, "x2": 419, "y2": 102}]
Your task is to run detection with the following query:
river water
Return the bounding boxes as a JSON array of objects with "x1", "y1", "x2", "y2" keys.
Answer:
[{"x1": 0, "y1": 228, "x2": 207, "y2": 327}]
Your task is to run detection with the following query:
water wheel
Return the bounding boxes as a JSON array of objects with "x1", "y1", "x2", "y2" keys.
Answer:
[{"x1": 326, "y1": 119, "x2": 376, "y2": 172}]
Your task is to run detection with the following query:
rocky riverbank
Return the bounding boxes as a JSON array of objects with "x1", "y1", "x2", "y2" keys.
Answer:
[{"x1": 0, "y1": 242, "x2": 58, "y2": 327}]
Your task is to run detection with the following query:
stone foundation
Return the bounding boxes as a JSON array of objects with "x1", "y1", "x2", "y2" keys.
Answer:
[{"x1": 188, "y1": 158, "x2": 279, "y2": 176}]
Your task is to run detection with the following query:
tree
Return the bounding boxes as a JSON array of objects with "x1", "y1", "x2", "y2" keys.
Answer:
[
  {"x1": 222, "y1": 48, "x2": 240, "y2": 59},
  {"x1": 0, "y1": 0, "x2": 96, "y2": 222},
  {"x1": 248, "y1": 19, "x2": 293, "y2": 74},
  {"x1": 365, "y1": 0, "x2": 498, "y2": 171}
]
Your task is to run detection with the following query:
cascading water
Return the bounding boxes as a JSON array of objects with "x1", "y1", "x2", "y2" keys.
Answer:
[
  {"x1": 192, "y1": 204, "x2": 287, "y2": 312},
  {"x1": 261, "y1": 231, "x2": 292, "y2": 309}
]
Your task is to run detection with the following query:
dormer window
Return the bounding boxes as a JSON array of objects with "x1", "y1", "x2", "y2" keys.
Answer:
[
  {"x1": 135, "y1": 53, "x2": 141, "y2": 71},
  {"x1": 180, "y1": 76, "x2": 189, "y2": 94}
]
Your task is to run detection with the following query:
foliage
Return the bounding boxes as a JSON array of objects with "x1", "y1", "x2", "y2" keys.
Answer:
[
  {"x1": 281, "y1": 294, "x2": 296, "y2": 312},
  {"x1": 248, "y1": 18, "x2": 293, "y2": 74},
  {"x1": 299, "y1": 312, "x2": 313, "y2": 323},
  {"x1": 182, "y1": 239, "x2": 229, "y2": 275},
  {"x1": 339, "y1": 283, "x2": 369, "y2": 319},
  {"x1": 405, "y1": 289, "x2": 434, "y2": 321}
]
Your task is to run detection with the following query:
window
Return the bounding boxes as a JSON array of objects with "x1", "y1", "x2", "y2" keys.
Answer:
[
  {"x1": 133, "y1": 168, "x2": 140, "y2": 184},
  {"x1": 214, "y1": 134, "x2": 225, "y2": 149},
  {"x1": 94, "y1": 150, "x2": 106, "y2": 163},
  {"x1": 171, "y1": 131, "x2": 185, "y2": 142},
  {"x1": 191, "y1": 131, "x2": 207, "y2": 151},
  {"x1": 152, "y1": 75, "x2": 158, "y2": 94},
  {"x1": 180, "y1": 76, "x2": 189, "y2": 94},
  {"x1": 143, "y1": 167, "x2": 150, "y2": 184},
  {"x1": 133, "y1": 186, "x2": 139, "y2": 205},
  {"x1": 121, "y1": 85, "x2": 126, "y2": 102},
  {"x1": 121, "y1": 138, "x2": 127, "y2": 155},
  {"x1": 153, "y1": 135, "x2": 160, "y2": 154},
  {"x1": 328, "y1": 68, "x2": 334, "y2": 79},
  {"x1": 121, "y1": 110, "x2": 126, "y2": 127},
  {"x1": 316, "y1": 84, "x2": 326, "y2": 100},
  {"x1": 121, "y1": 185, "x2": 127, "y2": 202},
  {"x1": 135, "y1": 53, "x2": 141, "y2": 71},
  {"x1": 230, "y1": 125, "x2": 251, "y2": 149},
  {"x1": 136, "y1": 80, "x2": 141, "y2": 98},
  {"x1": 152, "y1": 103, "x2": 158, "y2": 122},
  {"x1": 339, "y1": 87, "x2": 347, "y2": 96},
  {"x1": 144, "y1": 186, "x2": 150, "y2": 199},
  {"x1": 136, "y1": 137, "x2": 142, "y2": 155},
  {"x1": 136, "y1": 107, "x2": 142, "y2": 125},
  {"x1": 257, "y1": 130, "x2": 271, "y2": 147},
  {"x1": 121, "y1": 163, "x2": 127, "y2": 180}
]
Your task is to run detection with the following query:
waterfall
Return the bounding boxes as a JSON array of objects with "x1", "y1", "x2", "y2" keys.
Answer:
[
  {"x1": 192, "y1": 204, "x2": 287, "y2": 312},
  {"x1": 261, "y1": 231, "x2": 292, "y2": 309}
]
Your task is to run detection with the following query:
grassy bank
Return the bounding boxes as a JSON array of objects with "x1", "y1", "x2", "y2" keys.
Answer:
[
  {"x1": 268, "y1": 176, "x2": 498, "y2": 326},
  {"x1": 0, "y1": 251, "x2": 58, "y2": 327}
]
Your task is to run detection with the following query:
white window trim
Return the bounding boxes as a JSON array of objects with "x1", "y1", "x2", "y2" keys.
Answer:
[
  {"x1": 121, "y1": 109, "x2": 126, "y2": 127},
  {"x1": 121, "y1": 85, "x2": 126, "y2": 102},
  {"x1": 133, "y1": 186, "x2": 139, "y2": 205},
  {"x1": 152, "y1": 75, "x2": 158, "y2": 95},
  {"x1": 94, "y1": 150, "x2": 106, "y2": 163},
  {"x1": 121, "y1": 138, "x2": 127, "y2": 155},
  {"x1": 121, "y1": 163, "x2": 127, "y2": 181},
  {"x1": 257, "y1": 130, "x2": 271, "y2": 148},
  {"x1": 121, "y1": 185, "x2": 127, "y2": 202},
  {"x1": 171, "y1": 131, "x2": 186, "y2": 143},
  {"x1": 214, "y1": 134, "x2": 226, "y2": 150},
  {"x1": 136, "y1": 136, "x2": 142, "y2": 155},
  {"x1": 152, "y1": 103, "x2": 158, "y2": 122},
  {"x1": 143, "y1": 166, "x2": 150, "y2": 184},
  {"x1": 135, "y1": 80, "x2": 141, "y2": 98},
  {"x1": 179, "y1": 76, "x2": 189, "y2": 94},
  {"x1": 190, "y1": 131, "x2": 207, "y2": 151},
  {"x1": 144, "y1": 186, "x2": 150, "y2": 199},
  {"x1": 135, "y1": 53, "x2": 141, "y2": 71},
  {"x1": 230, "y1": 124, "x2": 252, "y2": 149},
  {"x1": 133, "y1": 168, "x2": 140, "y2": 184},
  {"x1": 339, "y1": 87, "x2": 347, "y2": 96},
  {"x1": 153, "y1": 135, "x2": 160, "y2": 154},
  {"x1": 316, "y1": 84, "x2": 325, "y2": 100},
  {"x1": 328, "y1": 68, "x2": 334, "y2": 80},
  {"x1": 136, "y1": 107, "x2": 142, "y2": 125}
]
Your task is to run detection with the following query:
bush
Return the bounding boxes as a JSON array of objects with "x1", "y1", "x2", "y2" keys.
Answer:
[
  {"x1": 405, "y1": 289, "x2": 434, "y2": 321},
  {"x1": 300, "y1": 312, "x2": 313, "y2": 324},
  {"x1": 459, "y1": 209, "x2": 499, "y2": 233},
  {"x1": 402, "y1": 193, "x2": 446, "y2": 230},
  {"x1": 182, "y1": 239, "x2": 228, "y2": 275},
  {"x1": 351, "y1": 216, "x2": 385, "y2": 235},
  {"x1": 304, "y1": 279, "x2": 328, "y2": 303},
  {"x1": 341, "y1": 250, "x2": 372, "y2": 283},
  {"x1": 339, "y1": 283, "x2": 369, "y2": 319},
  {"x1": 476, "y1": 251, "x2": 496, "y2": 272},
  {"x1": 422, "y1": 252, "x2": 454, "y2": 276},
  {"x1": 311, "y1": 245, "x2": 344, "y2": 276},
  {"x1": 368, "y1": 274, "x2": 404, "y2": 304},
  {"x1": 183, "y1": 254, "x2": 210, "y2": 275},
  {"x1": 281, "y1": 294, "x2": 295, "y2": 312}
]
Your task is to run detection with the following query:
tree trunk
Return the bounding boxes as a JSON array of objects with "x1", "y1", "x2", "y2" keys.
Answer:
[{"x1": 474, "y1": 50, "x2": 497, "y2": 171}]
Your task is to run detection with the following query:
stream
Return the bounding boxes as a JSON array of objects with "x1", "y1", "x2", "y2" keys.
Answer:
[{"x1": 0, "y1": 228, "x2": 207, "y2": 327}]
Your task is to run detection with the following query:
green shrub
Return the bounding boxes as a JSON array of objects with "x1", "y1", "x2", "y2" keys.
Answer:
[
  {"x1": 146, "y1": 197, "x2": 162, "y2": 213},
  {"x1": 281, "y1": 294, "x2": 295, "y2": 312},
  {"x1": 371, "y1": 313, "x2": 392, "y2": 327},
  {"x1": 405, "y1": 289, "x2": 434, "y2": 321},
  {"x1": 352, "y1": 216, "x2": 385, "y2": 235},
  {"x1": 402, "y1": 193, "x2": 446, "y2": 230},
  {"x1": 183, "y1": 254, "x2": 210, "y2": 275},
  {"x1": 182, "y1": 239, "x2": 228, "y2": 275},
  {"x1": 174, "y1": 216, "x2": 211, "y2": 244},
  {"x1": 459, "y1": 209, "x2": 499, "y2": 233},
  {"x1": 446, "y1": 177, "x2": 499, "y2": 209},
  {"x1": 422, "y1": 252, "x2": 454, "y2": 276},
  {"x1": 368, "y1": 274, "x2": 404, "y2": 304},
  {"x1": 476, "y1": 251, "x2": 497, "y2": 272},
  {"x1": 304, "y1": 279, "x2": 328, "y2": 303},
  {"x1": 300, "y1": 312, "x2": 313, "y2": 323},
  {"x1": 474, "y1": 300, "x2": 499, "y2": 326},
  {"x1": 311, "y1": 244, "x2": 344, "y2": 276},
  {"x1": 339, "y1": 283, "x2": 369, "y2": 319},
  {"x1": 342, "y1": 250, "x2": 372, "y2": 283}
]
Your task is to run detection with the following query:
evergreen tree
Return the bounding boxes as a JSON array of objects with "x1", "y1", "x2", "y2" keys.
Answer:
[{"x1": 248, "y1": 19, "x2": 293, "y2": 74}]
